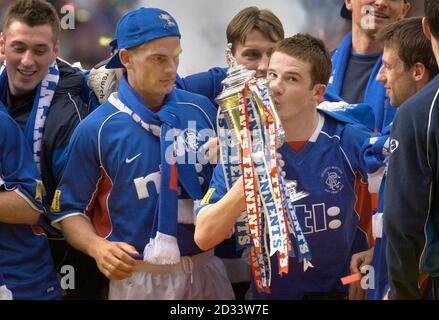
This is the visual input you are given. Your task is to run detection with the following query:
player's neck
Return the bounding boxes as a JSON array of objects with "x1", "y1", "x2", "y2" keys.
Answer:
[
  {"x1": 127, "y1": 76, "x2": 166, "y2": 111},
  {"x1": 283, "y1": 108, "x2": 319, "y2": 142},
  {"x1": 141, "y1": 94, "x2": 165, "y2": 111},
  {"x1": 351, "y1": 23, "x2": 382, "y2": 55}
]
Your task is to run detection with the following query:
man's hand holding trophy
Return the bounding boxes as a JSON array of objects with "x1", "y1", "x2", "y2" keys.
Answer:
[{"x1": 215, "y1": 44, "x2": 313, "y2": 293}]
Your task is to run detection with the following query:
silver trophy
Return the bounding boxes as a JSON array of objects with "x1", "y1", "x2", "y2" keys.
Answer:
[{"x1": 215, "y1": 44, "x2": 308, "y2": 204}]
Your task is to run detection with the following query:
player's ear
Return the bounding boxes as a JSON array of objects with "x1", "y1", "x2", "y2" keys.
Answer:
[
  {"x1": 0, "y1": 32, "x2": 6, "y2": 55},
  {"x1": 52, "y1": 39, "x2": 60, "y2": 62},
  {"x1": 119, "y1": 48, "x2": 132, "y2": 70},
  {"x1": 423, "y1": 17, "x2": 432, "y2": 41},
  {"x1": 412, "y1": 62, "x2": 426, "y2": 82},
  {"x1": 345, "y1": 0, "x2": 353, "y2": 12},
  {"x1": 400, "y1": 1, "x2": 411, "y2": 19},
  {"x1": 313, "y1": 83, "x2": 327, "y2": 103}
]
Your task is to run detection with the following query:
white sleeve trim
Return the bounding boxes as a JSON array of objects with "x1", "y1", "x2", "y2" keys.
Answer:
[
  {"x1": 13, "y1": 188, "x2": 43, "y2": 213},
  {"x1": 51, "y1": 212, "x2": 90, "y2": 230},
  {"x1": 196, "y1": 204, "x2": 213, "y2": 218}
]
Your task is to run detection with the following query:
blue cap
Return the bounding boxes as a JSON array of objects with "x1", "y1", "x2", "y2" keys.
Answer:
[
  {"x1": 109, "y1": 38, "x2": 117, "y2": 51},
  {"x1": 106, "y1": 7, "x2": 181, "y2": 69}
]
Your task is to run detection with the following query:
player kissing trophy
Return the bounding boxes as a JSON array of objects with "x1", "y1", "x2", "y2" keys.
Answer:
[{"x1": 215, "y1": 44, "x2": 313, "y2": 294}]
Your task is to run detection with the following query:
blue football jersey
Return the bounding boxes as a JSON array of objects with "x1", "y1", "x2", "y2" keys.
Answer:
[
  {"x1": 175, "y1": 67, "x2": 227, "y2": 108},
  {"x1": 0, "y1": 111, "x2": 61, "y2": 300},
  {"x1": 49, "y1": 83, "x2": 217, "y2": 257},
  {"x1": 198, "y1": 111, "x2": 373, "y2": 299}
]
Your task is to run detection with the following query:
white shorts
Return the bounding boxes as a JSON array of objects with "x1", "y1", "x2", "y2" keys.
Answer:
[{"x1": 109, "y1": 250, "x2": 235, "y2": 300}]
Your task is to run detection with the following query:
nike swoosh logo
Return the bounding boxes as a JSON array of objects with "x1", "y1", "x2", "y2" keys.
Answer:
[{"x1": 125, "y1": 153, "x2": 142, "y2": 164}]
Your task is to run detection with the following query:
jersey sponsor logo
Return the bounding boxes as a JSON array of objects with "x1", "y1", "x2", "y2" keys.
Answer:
[
  {"x1": 389, "y1": 139, "x2": 399, "y2": 153},
  {"x1": 134, "y1": 171, "x2": 160, "y2": 200},
  {"x1": 294, "y1": 203, "x2": 342, "y2": 234},
  {"x1": 125, "y1": 153, "x2": 142, "y2": 164},
  {"x1": 321, "y1": 166, "x2": 344, "y2": 194},
  {"x1": 51, "y1": 189, "x2": 62, "y2": 212},
  {"x1": 200, "y1": 187, "x2": 215, "y2": 206}
]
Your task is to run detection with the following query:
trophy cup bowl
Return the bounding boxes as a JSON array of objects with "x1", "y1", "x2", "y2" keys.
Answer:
[{"x1": 215, "y1": 61, "x2": 255, "y2": 143}]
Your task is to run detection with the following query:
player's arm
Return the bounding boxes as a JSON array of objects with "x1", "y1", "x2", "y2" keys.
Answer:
[
  {"x1": 0, "y1": 112, "x2": 43, "y2": 225},
  {"x1": 341, "y1": 123, "x2": 375, "y2": 300},
  {"x1": 384, "y1": 105, "x2": 431, "y2": 299},
  {"x1": 0, "y1": 191, "x2": 40, "y2": 224},
  {"x1": 59, "y1": 215, "x2": 138, "y2": 280},
  {"x1": 49, "y1": 122, "x2": 138, "y2": 280},
  {"x1": 343, "y1": 123, "x2": 375, "y2": 245},
  {"x1": 176, "y1": 67, "x2": 227, "y2": 104},
  {"x1": 195, "y1": 175, "x2": 245, "y2": 251}
]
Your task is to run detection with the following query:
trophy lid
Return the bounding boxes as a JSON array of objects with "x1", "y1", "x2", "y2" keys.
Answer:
[{"x1": 215, "y1": 44, "x2": 255, "y2": 102}]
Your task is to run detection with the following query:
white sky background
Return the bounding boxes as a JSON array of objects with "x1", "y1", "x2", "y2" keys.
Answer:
[{"x1": 137, "y1": 0, "x2": 307, "y2": 76}]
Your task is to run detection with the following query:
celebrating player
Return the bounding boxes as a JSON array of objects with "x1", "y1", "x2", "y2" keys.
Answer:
[
  {"x1": 330, "y1": 0, "x2": 410, "y2": 132},
  {"x1": 49, "y1": 7, "x2": 233, "y2": 300},
  {"x1": 350, "y1": 16, "x2": 438, "y2": 300},
  {"x1": 384, "y1": 0, "x2": 439, "y2": 299},
  {"x1": 0, "y1": 0, "x2": 102, "y2": 299},
  {"x1": 0, "y1": 110, "x2": 61, "y2": 300},
  {"x1": 195, "y1": 34, "x2": 373, "y2": 299}
]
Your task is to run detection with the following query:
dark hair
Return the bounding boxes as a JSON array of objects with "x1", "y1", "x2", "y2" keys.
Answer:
[
  {"x1": 274, "y1": 33, "x2": 331, "y2": 86},
  {"x1": 425, "y1": 0, "x2": 439, "y2": 39},
  {"x1": 226, "y1": 6, "x2": 284, "y2": 54},
  {"x1": 378, "y1": 17, "x2": 438, "y2": 79},
  {"x1": 3, "y1": 0, "x2": 61, "y2": 42}
]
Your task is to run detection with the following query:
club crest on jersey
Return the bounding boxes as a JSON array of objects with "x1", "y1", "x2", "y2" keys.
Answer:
[
  {"x1": 322, "y1": 166, "x2": 344, "y2": 194},
  {"x1": 177, "y1": 128, "x2": 201, "y2": 153}
]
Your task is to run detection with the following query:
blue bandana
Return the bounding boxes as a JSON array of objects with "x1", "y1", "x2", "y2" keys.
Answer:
[{"x1": 0, "y1": 61, "x2": 59, "y2": 172}]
